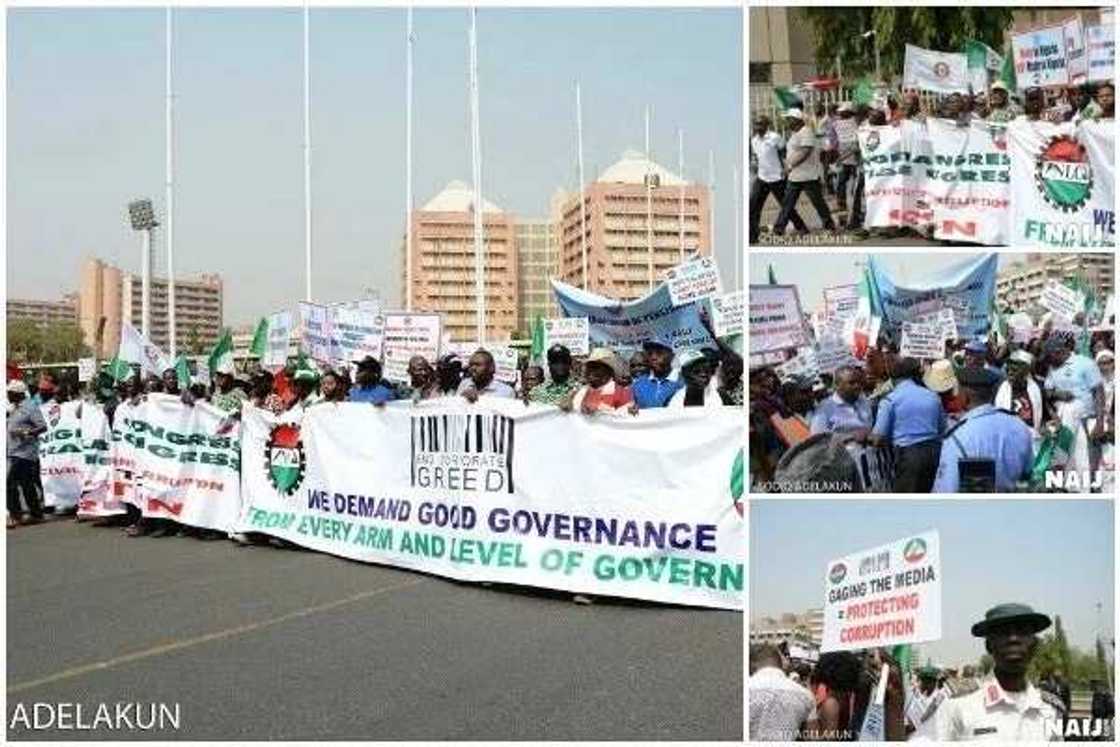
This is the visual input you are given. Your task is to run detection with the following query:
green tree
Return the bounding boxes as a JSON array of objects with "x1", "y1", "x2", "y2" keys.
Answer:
[
  {"x1": 7, "y1": 319, "x2": 44, "y2": 362},
  {"x1": 1053, "y1": 615, "x2": 1073, "y2": 677},
  {"x1": 186, "y1": 325, "x2": 205, "y2": 355},
  {"x1": 799, "y1": 7, "x2": 1015, "y2": 83},
  {"x1": 6, "y1": 320, "x2": 89, "y2": 363}
]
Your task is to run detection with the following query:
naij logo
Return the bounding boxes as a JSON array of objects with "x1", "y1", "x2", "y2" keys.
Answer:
[
  {"x1": 903, "y1": 537, "x2": 927, "y2": 564},
  {"x1": 829, "y1": 562, "x2": 847, "y2": 584},
  {"x1": 265, "y1": 423, "x2": 305, "y2": 496},
  {"x1": 1036, "y1": 135, "x2": 1092, "y2": 212}
]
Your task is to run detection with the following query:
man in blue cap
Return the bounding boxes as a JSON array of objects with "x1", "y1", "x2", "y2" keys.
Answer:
[
  {"x1": 932, "y1": 366, "x2": 1033, "y2": 492},
  {"x1": 963, "y1": 338, "x2": 1005, "y2": 385},
  {"x1": 631, "y1": 335, "x2": 682, "y2": 409},
  {"x1": 936, "y1": 603, "x2": 1063, "y2": 740}
]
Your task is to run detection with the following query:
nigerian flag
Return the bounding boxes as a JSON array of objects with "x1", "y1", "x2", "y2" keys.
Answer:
[
  {"x1": 1030, "y1": 424, "x2": 1076, "y2": 487},
  {"x1": 963, "y1": 40, "x2": 1003, "y2": 93},
  {"x1": 773, "y1": 86, "x2": 802, "y2": 110},
  {"x1": 530, "y1": 316, "x2": 545, "y2": 365},
  {"x1": 249, "y1": 317, "x2": 269, "y2": 358},
  {"x1": 104, "y1": 357, "x2": 132, "y2": 383},
  {"x1": 208, "y1": 329, "x2": 234, "y2": 376},
  {"x1": 998, "y1": 53, "x2": 1016, "y2": 92},
  {"x1": 174, "y1": 356, "x2": 192, "y2": 390}
]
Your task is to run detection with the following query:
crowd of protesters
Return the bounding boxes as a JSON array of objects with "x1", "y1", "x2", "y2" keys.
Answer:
[
  {"x1": 749, "y1": 317, "x2": 1114, "y2": 493},
  {"x1": 7, "y1": 328, "x2": 743, "y2": 533},
  {"x1": 749, "y1": 80, "x2": 1115, "y2": 243}
]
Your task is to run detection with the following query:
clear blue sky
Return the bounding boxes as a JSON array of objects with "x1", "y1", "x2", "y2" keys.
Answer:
[
  {"x1": 750, "y1": 500, "x2": 1115, "y2": 669},
  {"x1": 749, "y1": 252, "x2": 1034, "y2": 315},
  {"x1": 7, "y1": 7, "x2": 742, "y2": 326}
]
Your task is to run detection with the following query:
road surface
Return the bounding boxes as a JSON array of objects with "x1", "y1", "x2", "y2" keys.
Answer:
[{"x1": 7, "y1": 519, "x2": 742, "y2": 741}]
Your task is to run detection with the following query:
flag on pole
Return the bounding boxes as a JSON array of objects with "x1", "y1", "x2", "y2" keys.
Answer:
[
  {"x1": 963, "y1": 40, "x2": 1003, "y2": 93},
  {"x1": 767, "y1": 264, "x2": 778, "y2": 285},
  {"x1": 530, "y1": 316, "x2": 545, "y2": 365},
  {"x1": 174, "y1": 356, "x2": 191, "y2": 390},
  {"x1": 118, "y1": 321, "x2": 172, "y2": 377},
  {"x1": 249, "y1": 318, "x2": 269, "y2": 358},
  {"x1": 208, "y1": 329, "x2": 234, "y2": 376},
  {"x1": 999, "y1": 53, "x2": 1017, "y2": 92},
  {"x1": 773, "y1": 86, "x2": 802, "y2": 110},
  {"x1": 853, "y1": 77, "x2": 876, "y2": 106},
  {"x1": 848, "y1": 267, "x2": 883, "y2": 360},
  {"x1": 104, "y1": 357, "x2": 132, "y2": 383}
]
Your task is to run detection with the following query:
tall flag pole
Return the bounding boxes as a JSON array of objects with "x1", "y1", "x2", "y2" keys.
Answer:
[
  {"x1": 645, "y1": 106, "x2": 653, "y2": 291},
  {"x1": 469, "y1": 8, "x2": 485, "y2": 343},
  {"x1": 303, "y1": 1, "x2": 313, "y2": 302},
  {"x1": 405, "y1": 7, "x2": 414, "y2": 311},
  {"x1": 708, "y1": 149, "x2": 715, "y2": 265},
  {"x1": 576, "y1": 83, "x2": 588, "y2": 290},
  {"x1": 734, "y1": 165, "x2": 741, "y2": 290},
  {"x1": 678, "y1": 128, "x2": 685, "y2": 262},
  {"x1": 165, "y1": 6, "x2": 176, "y2": 358}
]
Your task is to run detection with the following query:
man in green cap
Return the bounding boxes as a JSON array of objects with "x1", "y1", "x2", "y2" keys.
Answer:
[
  {"x1": 906, "y1": 665, "x2": 947, "y2": 740},
  {"x1": 936, "y1": 603, "x2": 1064, "y2": 740}
]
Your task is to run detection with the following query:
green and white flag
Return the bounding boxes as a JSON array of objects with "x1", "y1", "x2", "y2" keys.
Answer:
[
  {"x1": 963, "y1": 40, "x2": 1003, "y2": 93},
  {"x1": 174, "y1": 356, "x2": 192, "y2": 390},
  {"x1": 104, "y1": 357, "x2": 132, "y2": 383},
  {"x1": 1030, "y1": 423, "x2": 1076, "y2": 486},
  {"x1": 118, "y1": 321, "x2": 172, "y2": 377},
  {"x1": 208, "y1": 329, "x2": 235, "y2": 376},
  {"x1": 249, "y1": 318, "x2": 269, "y2": 358}
]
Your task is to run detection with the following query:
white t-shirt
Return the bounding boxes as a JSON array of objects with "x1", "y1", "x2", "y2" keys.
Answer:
[
  {"x1": 751, "y1": 131, "x2": 786, "y2": 183},
  {"x1": 785, "y1": 126, "x2": 822, "y2": 182}
]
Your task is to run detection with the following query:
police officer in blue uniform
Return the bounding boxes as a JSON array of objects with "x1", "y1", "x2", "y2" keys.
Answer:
[{"x1": 932, "y1": 367, "x2": 1033, "y2": 493}]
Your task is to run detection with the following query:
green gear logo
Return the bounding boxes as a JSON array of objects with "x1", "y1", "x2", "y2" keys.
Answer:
[{"x1": 1035, "y1": 135, "x2": 1092, "y2": 213}]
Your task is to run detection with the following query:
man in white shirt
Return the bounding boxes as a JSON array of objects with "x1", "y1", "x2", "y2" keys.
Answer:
[
  {"x1": 749, "y1": 115, "x2": 806, "y2": 243},
  {"x1": 773, "y1": 109, "x2": 836, "y2": 236},
  {"x1": 907, "y1": 666, "x2": 949, "y2": 741},
  {"x1": 748, "y1": 644, "x2": 814, "y2": 741}
]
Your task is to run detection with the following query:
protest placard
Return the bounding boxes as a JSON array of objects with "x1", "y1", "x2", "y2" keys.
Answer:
[
  {"x1": 914, "y1": 308, "x2": 958, "y2": 343},
  {"x1": 330, "y1": 307, "x2": 385, "y2": 367},
  {"x1": 1012, "y1": 24, "x2": 1069, "y2": 89},
  {"x1": 774, "y1": 349, "x2": 819, "y2": 382},
  {"x1": 749, "y1": 285, "x2": 809, "y2": 354},
  {"x1": 815, "y1": 340, "x2": 860, "y2": 374},
  {"x1": 823, "y1": 284, "x2": 860, "y2": 320},
  {"x1": 709, "y1": 291, "x2": 744, "y2": 338},
  {"x1": 664, "y1": 256, "x2": 721, "y2": 306},
  {"x1": 543, "y1": 317, "x2": 590, "y2": 355},
  {"x1": 821, "y1": 530, "x2": 942, "y2": 652},
  {"x1": 1087, "y1": 24, "x2": 1115, "y2": 82},
  {"x1": 1063, "y1": 16, "x2": 1088, "y2": 83},
  {"x1": 298, "y1": 303, "x2": 333, "y2": 362},
  {"x1": 381, "y1": 313, "x2": 442, "y2": 383},
  {"x1": 78, "y1": 357, "x2": 96, "y2": 383},
  {"x1": 1040, "y1": 279, "x2": 1084, "y2": 322},
  {"x1": 263, "y1": 311, "x2": 293, "y2": 370},
  {"x1": 899, "y1": 322, "x2": 945, "y2": 360}
]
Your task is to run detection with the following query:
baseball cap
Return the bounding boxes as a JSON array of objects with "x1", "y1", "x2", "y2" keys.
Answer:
[{"x1": 784, "y1": 108, "x2": 805, "y2": 121}]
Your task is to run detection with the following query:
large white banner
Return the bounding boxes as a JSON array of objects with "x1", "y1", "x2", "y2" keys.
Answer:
[
  {"x1": 1012, "y1": 24, "x2": 1070, "y2": 89},
  {"x1": 902, "y1": 44, "x2": 969, "y2": 94},
  {"x1": 77, "y1": 402, "x2": 122, "y2": 517},
  {"x1": 821, "y1": 531, "x2": 942, "y2": 652},
  {"x1": 748, "y1": 285, "x2": 809, "y2": 354},
  {"x1": 859, "y1": 119, "x2": 1011, "y2": 246},
  {"x1": 1009, "y1": 120, "x2": 1115, "y2": 248},
  {"x1": 238, "y1": 401, "x2": 743, "y2": 610},
  {"x1": 112, "y1": 394, "x2": 242, "y2": 531},
  {"x1": 38, "y1": 400, "x2": 83, "y2": 510}
]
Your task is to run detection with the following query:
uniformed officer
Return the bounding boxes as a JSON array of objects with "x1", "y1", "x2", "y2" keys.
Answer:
[
  {"x1": 936, "y1": 603, "x2": 1064, "y2": 741},
  {"x1": 932, "y1": 367, "x2": 1033, "y2": 493}
]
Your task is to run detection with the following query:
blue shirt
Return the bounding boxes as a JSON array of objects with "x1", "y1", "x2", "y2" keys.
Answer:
[
  {"x1": 811, "y1": 393, "x2": 873, "y2": 434},
  {"x1": 632, "y1": 374, "x2": 683, "y2": 409},
  {"x1": 932, "y1": 404, "x2": 1033, "y2": 492},
  {"x1": 7, "y1": 398, "x2": 47, "y2": 461},
  {"x1": 872, "y1": 379, "x2": 945, "y2": 447},
  {"x1": 349, "y1": 383, "x2": 397, "y2": 405},
  {"x1": 1044, "y1": 354, "x2": 1103, "y2": 416}
]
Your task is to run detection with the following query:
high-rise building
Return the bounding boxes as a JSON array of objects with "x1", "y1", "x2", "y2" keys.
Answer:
[
  {"x1": 515, "y1": 209, "x2": 562, "y2": 337},
  {"x1": 7, "y1": 295, "x2": 79, "y2": 327},
  {"x1": 748, "y1": 608, "x2": 824, "y2": 648},
  {"x1": 556, "y1": 151, "x2": 710, "y2": 301},
  {"x1": 996, "y1": 253, "x2": 1114, "y2": 311},
  {"x1": 79, "y1": 258, "x2": 224, "y2": 358},
  {"x1": 401, "y1": 181, "x2": 519, "y2": 343}
]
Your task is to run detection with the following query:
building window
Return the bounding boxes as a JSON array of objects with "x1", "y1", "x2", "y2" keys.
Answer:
[{"x1": 749, "y1": 63, "x2": 772, "y2": 84}]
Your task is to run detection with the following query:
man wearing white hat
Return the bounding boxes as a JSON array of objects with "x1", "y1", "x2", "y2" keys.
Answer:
[
  {"x1": 773, "y1": 109, "x2": 836, "y2": 236},
  {"x1": 985, "y1": 80, "x2": 1022, "y2": 124},
  {"x1": 7, "y1": 379, "x2": 48, "y2": 527},
  {"x1": 995, "y1": 350, "x2": 1042, "y2": 435}
]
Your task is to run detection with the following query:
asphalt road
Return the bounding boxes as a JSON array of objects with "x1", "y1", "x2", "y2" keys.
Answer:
[{"x1": 7, "y1": 519, "x2": 742, "y2": 741}]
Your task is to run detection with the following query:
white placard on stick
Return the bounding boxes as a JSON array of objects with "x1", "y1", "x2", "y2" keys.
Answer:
[
  {"x1": 1040, "y1": 279, "x2": 1084, "y2": 322},
  {"x1": 749, "y1": 285, "x2": 809, "y2": 354},
  {"x1": 543, "y1": 318, "x2": 590, "y2": 356},
  {"x1": 664, "y1": 257, "x2": 722, "y2": 307},
  {"x1": 78, "y1": 358, "x2": 96, "y2": 383},
  {"x1": 899, "y1": 321, "x2": 946, "y2": 360},
  {"x1": 821, "y1": 531, "x2": 942, "y2": 652},
  {"x1": 709, "y1": 291, "x2": 744, "y2": 339},
  {"x1": 381, "y1": 313, "x2": 442, "y2": 383}
]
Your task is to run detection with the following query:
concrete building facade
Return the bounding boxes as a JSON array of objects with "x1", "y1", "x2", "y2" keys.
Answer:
[
  {"x1": 996, "y1": 253, "x2": 1114, "y2": 312},
  {"x1": 556, "y1": 151, "x2": 710, "y2": 301},
  {"x1": 401, "y1": 181, "x2": 519, "y2": 343},
  {"x1": 79, "y1": 258, "x2": 224, "y2": 358},
  {"x1": 515, "y1": 215, "x2": 560, "y2": 338},
  {"x1": 7, "y1": 295, "x2": 79, "y2": 327}
]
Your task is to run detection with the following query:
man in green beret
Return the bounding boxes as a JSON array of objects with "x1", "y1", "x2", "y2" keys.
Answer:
[{"x1": 936, "y1": 603, "x2": 1064, "y2": 740}]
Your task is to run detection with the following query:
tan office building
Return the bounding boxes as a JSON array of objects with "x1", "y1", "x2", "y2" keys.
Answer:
[
  {"x1": 996, "y1": 253, "x2": 1114, "y2": 311},
  {"x1": 555, "y1": 151, "x2": 710, "y2": 301},
  {"x1": 515, "y1": 195, "x2": 566, "y2": 337},
  {"x1": 79, "y1": 258, "x2": 224, "y2": 358},
  {"x1": 7, "y1": 295, "x2": 79, "y2": 327},
  {"x1": 401, "y1": 181, "x2": 519, "y2": 343}
]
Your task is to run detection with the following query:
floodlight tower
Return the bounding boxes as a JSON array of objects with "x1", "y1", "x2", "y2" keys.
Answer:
[{"x1": 127, "y1": 199, "x2": 159, "y2": 338}]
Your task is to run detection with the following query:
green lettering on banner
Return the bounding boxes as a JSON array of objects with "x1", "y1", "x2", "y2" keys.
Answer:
[
  {"x1": 248, "y1": 508, "x2": 295, "y2": 531},
  {"x1": 399, "y1": 531, "x2": 445, "y2": 558},
  {"x1": 591, "y1": 554, "x2": 744, "y2": 591},
  {"x1": 353, "y1": 525, "x2": 394, "y2": 550}
]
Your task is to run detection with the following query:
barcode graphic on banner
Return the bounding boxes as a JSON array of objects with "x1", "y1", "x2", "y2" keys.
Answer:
[{"x1": 410, "y1": 413, "x2": 515, "y2": 494}]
